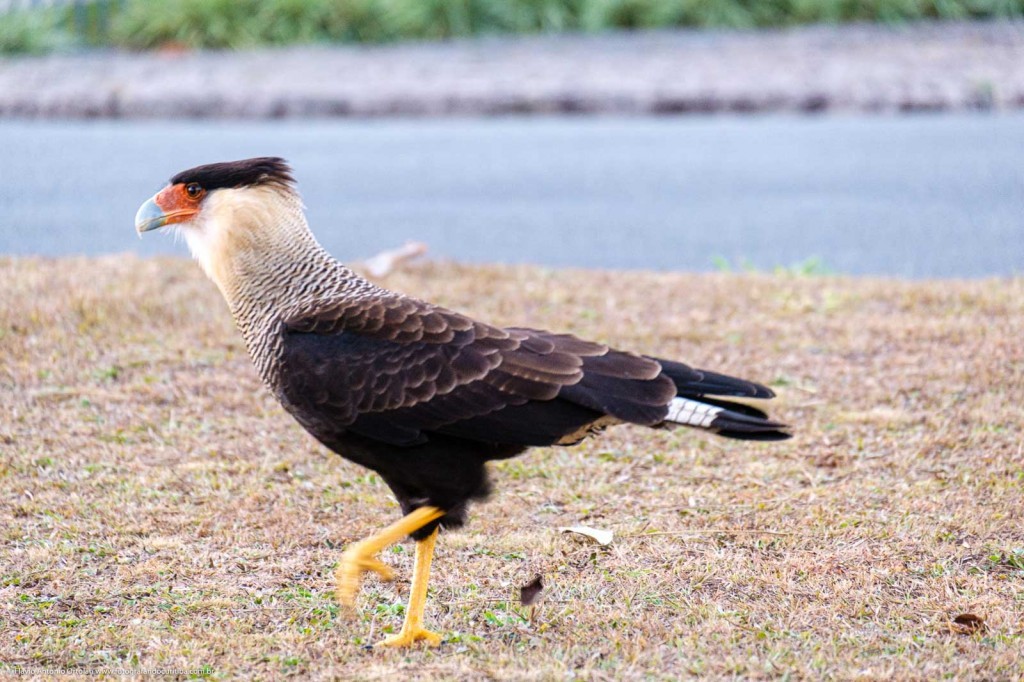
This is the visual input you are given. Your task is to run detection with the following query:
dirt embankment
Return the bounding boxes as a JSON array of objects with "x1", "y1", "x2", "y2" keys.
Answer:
[{"x1": 1, "y1": 21, "x2": 1022, "y2": 118}]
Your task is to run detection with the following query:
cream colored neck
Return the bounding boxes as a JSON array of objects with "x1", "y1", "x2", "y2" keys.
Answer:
[
  {"x1": 189, "y1": 187, "x2": 328, "y2": 303},
  {"x1": 181, "y1": 183, "x2": 395, "y2": 388}
]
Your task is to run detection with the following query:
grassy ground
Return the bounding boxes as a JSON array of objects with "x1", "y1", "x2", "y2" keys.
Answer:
[{"x1": 1, "y1": 256, "x2": 1022, "y2": 680}]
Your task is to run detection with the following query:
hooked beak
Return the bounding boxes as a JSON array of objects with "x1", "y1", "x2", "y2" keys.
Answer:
[
  {"x1": 135, "y1": 197, "x2": 167, "y2": 234},
  {"x1": 135, "y1": 184, "x2": 201, "y2": 235}
]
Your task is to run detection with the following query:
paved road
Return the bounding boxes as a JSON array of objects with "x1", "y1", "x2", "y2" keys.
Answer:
[{"x1": 1, "y1": 115, "x2": 1021, "y2": 277}]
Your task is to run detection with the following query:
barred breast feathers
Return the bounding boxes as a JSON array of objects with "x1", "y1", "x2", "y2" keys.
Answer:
[{"x1": 177, "y1": 181, "x2": 379, "y2": 382}]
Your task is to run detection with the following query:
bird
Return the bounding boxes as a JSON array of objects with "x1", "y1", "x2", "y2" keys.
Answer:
[{"x1": 135, "y1": 157, "x2": 790, "y2": 647}]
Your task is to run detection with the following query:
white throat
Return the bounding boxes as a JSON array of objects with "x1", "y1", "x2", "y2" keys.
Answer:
[{"x1": 182, "y1": 185, "x2": 320, "y2": 303}]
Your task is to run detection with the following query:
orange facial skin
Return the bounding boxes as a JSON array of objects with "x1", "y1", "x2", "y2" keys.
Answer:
[{"x1": 154, "y1": 183, "x2": 205, "y2": 225}]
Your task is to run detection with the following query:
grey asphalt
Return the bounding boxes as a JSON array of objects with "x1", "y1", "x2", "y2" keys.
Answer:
[{"x1": 1, "y1": 115, "x2": 1022, "y2": 278}]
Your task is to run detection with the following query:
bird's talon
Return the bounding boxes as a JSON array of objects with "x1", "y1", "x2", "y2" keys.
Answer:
[
  {"x1": 377, "y1": 627, "x2": 443, "y2": 647},
  {"x1": 336, "y1": 543, "x2": 394, "y2": 606}
]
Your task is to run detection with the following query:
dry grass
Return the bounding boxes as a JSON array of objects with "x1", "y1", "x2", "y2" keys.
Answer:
[{"x1": 1, "y1": 255, "x2": 1022, "y2": 681}]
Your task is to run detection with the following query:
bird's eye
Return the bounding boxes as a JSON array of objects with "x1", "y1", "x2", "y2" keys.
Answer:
[{"x1": 185, "y1": 183, "x2": 203, "y2": 199}]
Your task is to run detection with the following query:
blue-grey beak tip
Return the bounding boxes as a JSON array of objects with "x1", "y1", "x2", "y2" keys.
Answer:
[{"x1": 135, "y1": 197, "x2": 168, "y2": 234}]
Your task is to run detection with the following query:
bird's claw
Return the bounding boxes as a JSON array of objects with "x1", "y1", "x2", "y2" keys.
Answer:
[
  {"x1": 335, "y1": 541, "x2": 395, "y2": 607},
  {"x1": 378, "y1": 626, "x2": 443, "y2": 648}
]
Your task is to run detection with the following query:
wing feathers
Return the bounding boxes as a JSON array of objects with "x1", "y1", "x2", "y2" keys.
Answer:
[
  {"x1": 655, "y1": 357, "x2": 776, "y2": 399},
  {"x1": 509, "y1": 328, "x2": 607, "y2": 356},
  {"x1": 277, "y1": 297, "x2": 786, "y2": 450},
  {"x1": 579, "y1": 351, "x2": 663, "y2": 380},
  {"x1": 436, "y1": 399, "x2": 601, "y2": 446},
  {"x1": 486, "y1": 369, "x2": 564, "y2": 401},
  {"x1": 501, "y1": 349, "x2": 582, "y2": 376}
]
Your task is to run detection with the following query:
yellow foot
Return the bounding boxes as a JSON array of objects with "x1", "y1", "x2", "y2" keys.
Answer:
[
  {"x1": 377, "y1": 626, "x2": 443, "y2": 648},
  {"x1": 335, "y1": 540, "x2": 395, "y2": 607}
]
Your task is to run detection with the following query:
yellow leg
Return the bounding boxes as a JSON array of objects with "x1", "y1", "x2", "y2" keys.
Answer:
[
  {"x1": 378, "y1": 527, "x2": 442, "y2": 647},
  {"x1": 335, "y1": 506, "x2": 445, "y2": 645}
]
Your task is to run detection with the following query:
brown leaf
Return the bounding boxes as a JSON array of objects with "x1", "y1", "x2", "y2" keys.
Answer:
[
  {"x1": 949, "y1": 613, "x2": 986, "y2": 634},
  {"x1": 361, "y1": 241, "x2": 428, "y2": 277},
  {"x1": 519, "y1": 575, "x2": 544, "y2": 607}
]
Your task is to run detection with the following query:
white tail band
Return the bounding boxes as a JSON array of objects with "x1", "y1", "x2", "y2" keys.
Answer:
[{"x1": 664, "y1": 397, "x2": 723, "y2": 428}]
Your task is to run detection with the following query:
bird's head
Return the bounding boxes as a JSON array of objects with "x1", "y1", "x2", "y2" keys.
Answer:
[{"x1": 136, "y1": 157, "x2": 311, "y2": 295}]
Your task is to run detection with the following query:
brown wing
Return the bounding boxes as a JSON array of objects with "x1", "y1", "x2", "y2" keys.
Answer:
[{"x1": 277, "y1": 293, "x2": 675, "y2": 447}]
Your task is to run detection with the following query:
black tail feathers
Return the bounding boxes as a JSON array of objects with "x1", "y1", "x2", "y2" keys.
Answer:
[{"x1": 652, "y1": 357, "x2": 791, "y2": 441}]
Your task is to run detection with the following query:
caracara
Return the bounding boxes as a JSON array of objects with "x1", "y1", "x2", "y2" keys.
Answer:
[{"x1": 135, "y1": 157, "x2": 790, "y2": 647}]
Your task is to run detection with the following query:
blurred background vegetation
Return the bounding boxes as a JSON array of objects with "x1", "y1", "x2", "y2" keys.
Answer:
[{"x1": 2, "y1": 0, "x2": 1023, "y2": 53}]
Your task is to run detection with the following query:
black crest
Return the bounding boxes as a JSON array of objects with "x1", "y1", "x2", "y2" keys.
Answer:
[{"x1": 170, "y1": 157, "x2": 294, "y2": 191}]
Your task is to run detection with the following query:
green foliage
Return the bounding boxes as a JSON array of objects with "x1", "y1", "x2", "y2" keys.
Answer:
[
  {"x1": 111, "y1": 0, "x2": 264, "y2": 50},
  {"x1": 108, "y1": 0, "x2": 406, "y2": 49},
  {"x1": 711, "y1": 255, "x2": 835, "y2": 275},
  {"x1": 0, "y1": 9, "x2": 68, "y2": 54},
  {"x1": 2, "y1": 0, "x2": 1024, "y2": 52},
  {"x1": 774, "y1": 256, "x2": 834, "y2": 276}
]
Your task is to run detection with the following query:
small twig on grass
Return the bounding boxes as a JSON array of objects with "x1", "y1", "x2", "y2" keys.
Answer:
[
  {"x1": 628, "y1": 529, "x2": 804, "y2": 538},
  {"x1": 718, "y1": 615, "x2": 761, "y2": 633}
]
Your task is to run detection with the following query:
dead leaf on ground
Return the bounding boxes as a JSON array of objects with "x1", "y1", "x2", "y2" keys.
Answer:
[
  {"x1": 949, "y1": 613, "x2": 986, "y2": 634},
  {"x1": 361, "y1": 241, "x2": 428, "y2": 277},
  {"x1": 520, "y1": 575, "x2": 544, "y2": 606},
  {"x1": 559, "y1": 526, "x2": 614, "y2": 546}
]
